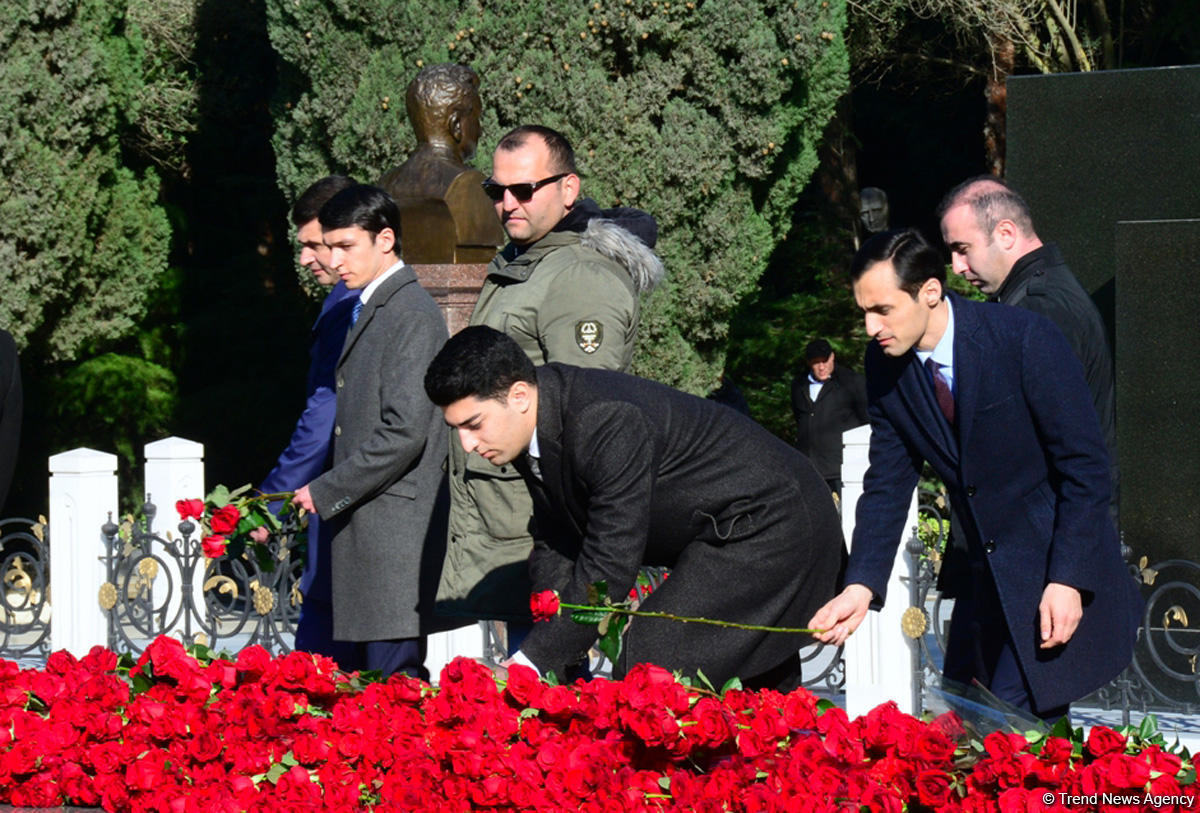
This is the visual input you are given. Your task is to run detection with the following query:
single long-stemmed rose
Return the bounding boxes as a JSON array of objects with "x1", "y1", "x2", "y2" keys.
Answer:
[{"x1": 530, "y1": 582, "x2": 825, "y2": 667}]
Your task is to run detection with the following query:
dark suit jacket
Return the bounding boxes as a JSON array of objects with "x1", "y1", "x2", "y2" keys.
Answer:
[
  {"x1": 993, "y1": 243, "x2": 1119, "y2": 521},
  {"x1": 519, "y1": 364, "x2": 846, "y2": 685},
  {"x1": 308, "y1": 264, "x2": 449, "y2": 641},
  {"x1": 846, "y1": 293, "x2": 1140, "y2": 711},
  {"x1": 791, "y1": 364, "x2": 868, "y2": 480},
  {"x1": 259, "y1": 282, "x2": 358, "y2": 599}
]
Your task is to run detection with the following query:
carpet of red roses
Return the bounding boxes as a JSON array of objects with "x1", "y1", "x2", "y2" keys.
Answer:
[{"x1": 0, "y1": 636, "x2": 1194, "y2": 811}]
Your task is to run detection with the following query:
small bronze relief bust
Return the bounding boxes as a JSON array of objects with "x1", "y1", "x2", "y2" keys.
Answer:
[{"x1": 378, "y1": 63, "x2": 505, "y2": 264}]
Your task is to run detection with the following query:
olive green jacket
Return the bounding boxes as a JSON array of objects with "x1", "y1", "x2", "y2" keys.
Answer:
[{"x1": 437, "y1": 215, "x2": 663, "y2": 621}]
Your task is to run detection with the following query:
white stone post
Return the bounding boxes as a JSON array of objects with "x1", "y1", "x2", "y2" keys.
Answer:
[
  {"x1": 49, "y1": 448, "x2": 118, "y2": 656},
  {"x1": 425, "y1": 623, "x2": 487, "y2": 684},
  {"x1": 840, "y1": 424, "x2": 919, "y2": 718},
  {"x1": 143, "y1": 437, "x2": 206, "y2": 643}
]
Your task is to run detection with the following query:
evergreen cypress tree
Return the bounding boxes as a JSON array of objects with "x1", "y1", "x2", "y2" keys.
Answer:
[{"x1": 267, "y1": 0, "x2": 848, "y2": 392}]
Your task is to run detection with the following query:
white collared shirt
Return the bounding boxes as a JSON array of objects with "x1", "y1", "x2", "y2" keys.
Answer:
[
  {"x1": 357, "y1": 260, "x2": 405, "y2": 306},
  {"x1": 915, "y1": 297, "x2": 956, "y2": 393},
  {"x1": 808, "y1": 374, "x2": 825, "y2": 403}
]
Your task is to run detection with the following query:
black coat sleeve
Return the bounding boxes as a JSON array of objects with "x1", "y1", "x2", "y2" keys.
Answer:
[{"x1": 520, "y1": 402, "x2": 657, "y2": 676}]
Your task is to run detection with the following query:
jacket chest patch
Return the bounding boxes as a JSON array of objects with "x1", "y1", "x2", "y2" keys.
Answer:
[{"x1": 575, "y1": 320, "x2": 604, "y2": 354}]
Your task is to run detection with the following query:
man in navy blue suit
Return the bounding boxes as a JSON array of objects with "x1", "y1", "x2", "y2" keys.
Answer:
[
  {"x1": 809, "y1": 228, "x2": 1140, "y2": 720},
  {"x1": 252, "y1": 175, "x2": 359, "y2": 663}
]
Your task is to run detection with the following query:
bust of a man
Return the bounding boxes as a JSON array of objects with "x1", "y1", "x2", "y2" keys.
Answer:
[
  {"x1": 378, "y1": 63, "x2": 505, "y2": 264},
  {"x1": 858, "y1": 187, "x2": 890, "y2": 234}
]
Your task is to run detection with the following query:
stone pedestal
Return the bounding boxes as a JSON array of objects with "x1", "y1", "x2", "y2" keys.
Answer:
[{"x1": 411, "y1": 263, "x2": 489, "y2": 336}]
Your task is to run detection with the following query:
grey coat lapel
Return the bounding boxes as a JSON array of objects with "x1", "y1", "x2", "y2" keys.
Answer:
[{"x1": 337, "y1": 264, "x2": 415, "y2": 368}]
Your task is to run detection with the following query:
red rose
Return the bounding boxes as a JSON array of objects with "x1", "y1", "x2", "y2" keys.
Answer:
[
  {"x1": 208, "y1": 504, "x2": 241, "y2": 534},
  {"x1": 1086, "y1": 725, "x2": 1127, "y2": 757},
  {"x1": 201, "y1": 534, "x2": 227, "y2": 558},
  {"x1": 915, "y1": 769, "x2": 953, "y2": 807},
  {"x1": 175, "y1": 498, "x2": 204, "y2": 520},
  {"x1": 530, "y1": 590, "x2": 560, "y2": 622}
]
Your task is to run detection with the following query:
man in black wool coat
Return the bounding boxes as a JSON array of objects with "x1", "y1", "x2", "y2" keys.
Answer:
[{"x1": 424, "y1": 325, "x2": 846, "y2": 690}]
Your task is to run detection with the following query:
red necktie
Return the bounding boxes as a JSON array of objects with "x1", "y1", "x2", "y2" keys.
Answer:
[{"x1": 925, "y1": 357, "x2": 955, "y2": 425}]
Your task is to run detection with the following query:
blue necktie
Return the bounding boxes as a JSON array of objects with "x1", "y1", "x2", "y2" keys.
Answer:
[{"x1": 351, "y1": 299, "x2": 363, "y2": 326}]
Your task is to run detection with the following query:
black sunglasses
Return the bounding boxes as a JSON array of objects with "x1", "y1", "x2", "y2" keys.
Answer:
[{"x1": 480, "y1": 173, "x2": 568, "y2": 202}]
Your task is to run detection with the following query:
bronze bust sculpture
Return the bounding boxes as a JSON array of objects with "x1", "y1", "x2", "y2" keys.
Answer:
[{"x1": 378, "y1": 64, "x2": 505, "y2": 264}]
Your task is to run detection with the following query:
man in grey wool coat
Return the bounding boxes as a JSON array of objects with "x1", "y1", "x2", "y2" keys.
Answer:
[
  {"x1": 425, "y1": 326, "x2": 846, "y2": 690},
  {"x1": 292, "y1": 184, "x2": 449, "y2": 679}
]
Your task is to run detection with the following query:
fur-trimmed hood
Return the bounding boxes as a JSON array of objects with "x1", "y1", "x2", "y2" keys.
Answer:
[{"x1": 554, "y1": 198, "x2": 665, "y2": 294}]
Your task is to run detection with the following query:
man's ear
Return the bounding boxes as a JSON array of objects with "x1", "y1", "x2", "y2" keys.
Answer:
[
  {"x1": 992, "y1": 218, "x2": 1019, "y2": 251},
  {"x1": 375, "y1": 227, "x2": 397, "y2": 255},
  {"x1": 560, "y1": 173, "x2": 581, "y2": 209},
  {"x1": 923, "y1": 277, "x2": 944, "y2": 307},
  {"x1": 507, "y1": 380, "x2": 533, "y2": 412}
]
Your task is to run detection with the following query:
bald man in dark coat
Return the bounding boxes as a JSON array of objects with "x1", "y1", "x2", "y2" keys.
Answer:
[{"x1": 426, "y1": 326, "x2": 846, "y2": 689}]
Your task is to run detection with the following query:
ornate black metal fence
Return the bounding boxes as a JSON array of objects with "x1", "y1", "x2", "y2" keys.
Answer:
[
  {"x1": 0, "y1": 517, "x2": 51, "y2": 663},
  {"x1": 905, "y1": 483, "x2": 1200, "y2": 728},
  {"x1": 99, "y1": 502, "x2": 303, "y2": 657}
]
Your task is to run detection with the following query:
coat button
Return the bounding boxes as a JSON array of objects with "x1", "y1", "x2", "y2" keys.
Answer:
[
  {"x1": 337, "y1": 377, "x2": 344, "y2": 389},
  {"x1": 334, "y1": 425, "x2": 341, "y2": 436},
  {"x1": 967, "y1": 486, "x2": 977, "y2": 497},
  {"x1": 984, "y1": 539, "x2": 996, "y2": 554}
]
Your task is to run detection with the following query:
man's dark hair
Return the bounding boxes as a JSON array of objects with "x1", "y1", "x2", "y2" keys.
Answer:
[
  {"x1": 318, "y1": 185, "x2": 401, "y2": 250},
  {"x1": 495, "y1": 125, "x2": 577, "y2": 175},
  {"x1": 291, "y1": 175, "x2": 356, "y2": 227},
  {"x1": 850, "y1": 228, "x2": 945, "y2": 299},
  {"x1": 425, "y1": 326, "x2": 537, "y2": 407},
  {"x1": 936, "y1": 174, "x2": 1036, "y2": 237}
]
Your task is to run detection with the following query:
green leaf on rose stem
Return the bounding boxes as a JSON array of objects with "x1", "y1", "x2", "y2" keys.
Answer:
[
  {"x1": 1177, "y1": 764, "x2": 1196, "y2": 784},
  {"x1": 253, "y1": 542, "x2": 277, "y2": 573},
  {"x1": 225, "y1": 536, "x2": 247, "y2": 562},
  {"x1": 597, "y1": 613, "x2": 628, "y2": 665},
  {"x1": 1140, "y1": 714, "x2": 1160, "y2": 742},
  {"x1": 206, "y1": 484, "x2": 231, "y2": 507},
  {"x1": 571, "y1": 609, "x2": 610, "y2": 625},
  {"x1": 130, "y1": 672, "x2": 153, "y2": 695},
  {"x1": 228, "y1": 484, "x2": 253, "y2": 500},
  {"x1": 281, "y1": 751, "x2": 299, "y2": 767},
  {"x1": 1048, "y1": 715, "x2": 1073, "y2": 740},
  {"x1": 264, "y1": 763, "x2": 289, "y2": 784},
  {"x1": 720, "y1": 676, "x2": 743, "y2": 694},
  {"x1": 695, "y1": 668, "x2": 715, "y2": 692},
  {"x1": 587, "y1": 580, "x2": 609, "y2": 605},
  {"x1": 657, "y1": 776, "x2": 670, "y2": 791},
  {"x1": 187, "y1": 643, "x2": 213, "y2": 663},
  {"x1": 815, "y1": 698, "x2": 836, "y2": 716},
  {"x1": 543, "y1": 670, "x2": 560, "y2": 686}
]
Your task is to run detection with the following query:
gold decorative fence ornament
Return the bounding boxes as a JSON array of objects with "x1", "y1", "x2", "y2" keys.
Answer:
[
  {"x1": 98, "y1": 582, "x2": 117, "y2": 611},
  {"x1": 901, "y1": 606, "x2": 928, "y2": 639},
  {"x1": 250, "y1": 580, "x2": 275, "y2": 615},
  {"x1": 1163, "y1": 605, "x2": 1189, "y2": 629},
  {"x1": 203, "y1": 574, "x2": 239, "y2": 601}
]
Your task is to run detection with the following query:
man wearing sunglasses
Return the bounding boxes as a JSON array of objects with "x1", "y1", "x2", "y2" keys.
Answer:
[{"x1": 436, "y1": 125, "x2": 664, "y2": 646}]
